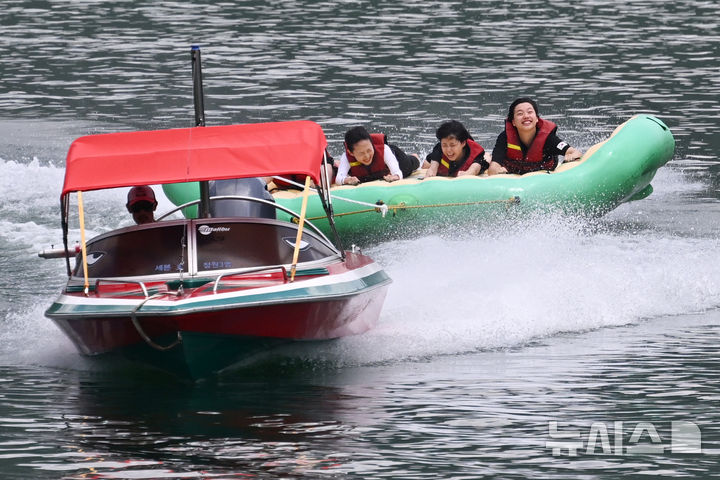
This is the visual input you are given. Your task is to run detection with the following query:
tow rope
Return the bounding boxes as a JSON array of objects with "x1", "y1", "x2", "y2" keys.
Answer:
[
  {"x1": 300, "y1": 196, "x2": 521, "y2": 222},
  {"x1": 272, "y1": 175, "x2": 521, "y2": 222}
]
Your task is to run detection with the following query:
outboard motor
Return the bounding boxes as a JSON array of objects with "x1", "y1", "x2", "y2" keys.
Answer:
[{"x1": 209, "y1": 178, "x2": 276, "y2": 219}]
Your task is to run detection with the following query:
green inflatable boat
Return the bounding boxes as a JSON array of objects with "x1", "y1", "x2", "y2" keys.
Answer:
[{"x1": 164, "y1": 114, "x2": 674, "y2": 241}]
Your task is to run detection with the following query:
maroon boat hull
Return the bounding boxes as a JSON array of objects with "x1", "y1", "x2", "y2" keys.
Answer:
[{"x1": 51, "y1": 285, "x2": 388, "y2": 356}]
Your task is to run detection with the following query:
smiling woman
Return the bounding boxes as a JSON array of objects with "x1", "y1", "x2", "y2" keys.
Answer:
[
  {"x1": 335, "y1": 126, "x2": 420, "y2": 185},
  {"x1": 490, "y1": 97, "x2": 583, "y2": 175},
  {"x1": 424, "y1": 120, "x2": 489, "y2": 178}
]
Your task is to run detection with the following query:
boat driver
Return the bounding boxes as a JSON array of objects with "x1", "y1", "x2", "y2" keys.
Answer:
[{"x1": 126, "y1": 185, "x2": 157, "y2": 225}]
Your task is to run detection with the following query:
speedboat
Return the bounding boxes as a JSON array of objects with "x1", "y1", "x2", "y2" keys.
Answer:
[{"x1": 41, "y1": 120, "x2": 392, "y2": 379}]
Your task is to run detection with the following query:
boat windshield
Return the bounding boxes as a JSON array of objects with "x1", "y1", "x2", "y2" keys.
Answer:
[
  {"x1": 72, "y1": 219, "x2": 337, "y2": 278},
  {"x1": 195, "y1": 220, "x2": 335, "y2": 272},
  {"x1": 73, "y1": 224, "x2": 187, "y2": 278}
]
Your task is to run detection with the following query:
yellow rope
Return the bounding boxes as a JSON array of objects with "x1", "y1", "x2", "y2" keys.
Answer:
[
  {"x1": 290, "y1": 176, "x2": 312, "y2": 282},
  {"x1": 302, "y1": 196, "x2": 520, "y2": 221}
]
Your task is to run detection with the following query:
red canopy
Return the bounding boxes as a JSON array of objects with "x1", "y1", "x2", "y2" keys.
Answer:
[{"x1": 61, "y1": 120, "x2": 327, "y2": 197}]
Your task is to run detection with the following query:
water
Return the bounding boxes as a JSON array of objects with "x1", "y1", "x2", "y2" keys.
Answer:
[{"x1": 1, "y1": 0, "x2": 720, "y2": 478}]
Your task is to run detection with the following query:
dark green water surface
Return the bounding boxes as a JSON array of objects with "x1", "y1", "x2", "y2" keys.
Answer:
[{"x1": 1, "y1": 0, "x2": 719, "y2": 478}]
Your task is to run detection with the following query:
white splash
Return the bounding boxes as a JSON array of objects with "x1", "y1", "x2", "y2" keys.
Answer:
[{"x1": 291, "y1": 210, "x2": 720, "y2": 366}]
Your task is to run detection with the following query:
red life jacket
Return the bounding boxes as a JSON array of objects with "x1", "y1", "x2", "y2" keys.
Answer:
[
  {"x1": 346, "y1": 133, "x2": 390, "y2": 182},
  {"x1": 272, "y1": 150, "x2": 336, "y2": 189},
  {"x1": 436, "y1": 139, "x2": 485, "y2": 177},
  {"x1": 504, "y1": 118, "x2": 558, "y2": 174},
  {"x1": 272, "y1": 173, "x2": 308, "y2": 189}
]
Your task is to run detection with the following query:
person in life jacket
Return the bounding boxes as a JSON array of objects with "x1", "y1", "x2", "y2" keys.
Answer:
[
  {"x1": 489, "y1": 97, "x2": 583, "y2": 175},
  {"x1": 335, "y1": 126, "x2": 421, "y2": 186},
  {"x1": 424, "y1": 120, "x2": 490, "y2": 178},
  {"x1": 268, "y1": 149, "x2": 337, "y2": 191}
]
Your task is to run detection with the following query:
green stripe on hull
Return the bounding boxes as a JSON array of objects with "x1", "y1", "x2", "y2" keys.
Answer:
[{"x1": 46, "y1": 269, "x2": 391, "y2": 318}]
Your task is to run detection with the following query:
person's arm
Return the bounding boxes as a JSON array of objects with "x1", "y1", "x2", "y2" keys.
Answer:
[
  {"x1": 322, "y1": 163, "x2": 335, "y2": 184},
  {"x1": 457, "y1": 162, "x2": 481, "y2": 176},
  {"x1": 382, "y1": 144, "x2": 402, "y2": 182},
  {"x1": 458, "y1": 144, "x2": 489, "y2": 176},
  {"x1": 334, "y1": 152, "x2": 354, "y2": 185},
  {"x1": 423, "y1": 143, "x2": 443, "y2": 178},
  {"x1": 563, "y1": 146, "x2": 583, "y2": 162},
  {"x1": 548, "y1": 133, "x2": 583, "y2": 162},
  {"x1": 425, "y1": 160, "x2": 440, "y2": 178},
  {"x1": 487, "y1": 132, "x2": 508, "y2": 175},
  {"x1": 486, "y1": 161, "x2": 507, "y2": 175}
]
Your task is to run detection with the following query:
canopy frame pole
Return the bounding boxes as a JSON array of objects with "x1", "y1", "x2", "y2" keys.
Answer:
[
  {"x1": 191, "y1": 45, "x2": 211, "y2": 219},
  {"x1": 61, "y1": 195, "x2": 72, "y2": 276},
  {"x1": 315, "y1": 152, "x2": 345, "y2": 258}
]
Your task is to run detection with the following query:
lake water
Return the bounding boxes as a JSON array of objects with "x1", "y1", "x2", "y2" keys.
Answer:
[{"x1": 1, "y1": 0, "x2": 720, "y2": 478}]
